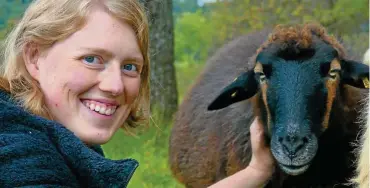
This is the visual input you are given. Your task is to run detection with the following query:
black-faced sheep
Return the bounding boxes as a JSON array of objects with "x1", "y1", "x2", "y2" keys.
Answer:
[{"x1": 169, "y1": 23, "x2": 369, "y2": 188}]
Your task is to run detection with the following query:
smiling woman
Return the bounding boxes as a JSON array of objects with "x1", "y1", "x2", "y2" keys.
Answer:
[{"x1": 0, "y1": 0, "x2": 149, "y2": 187}]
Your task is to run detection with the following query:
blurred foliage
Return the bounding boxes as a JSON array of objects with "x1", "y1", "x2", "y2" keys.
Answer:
[
  {"x1": 175, "y1": 10, "x2": 215, "y2": 64},
  {"x1": 175, "y1": 0, "x2": 369, "y2": 67},
  {"x1": 0, "y1": 0, "x2": 31, "y2": 29},
  {"x1": 173, "y1": 0, "x2": 199, "y2": 18}
]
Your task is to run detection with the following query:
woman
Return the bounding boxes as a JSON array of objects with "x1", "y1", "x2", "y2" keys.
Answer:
[
  {"x1": 0, "y1": 0, "x2": 274, "y2": 187},
  {"x1": 0, "y1": 0, "x2": 149, "y2": 187}
]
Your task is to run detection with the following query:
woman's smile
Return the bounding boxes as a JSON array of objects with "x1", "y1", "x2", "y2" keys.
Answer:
[{"x1": 81, "y1": 99, "x2": 118, "y2": 116}]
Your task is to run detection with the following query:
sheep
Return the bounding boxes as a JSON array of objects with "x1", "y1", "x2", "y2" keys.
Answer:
[
  {"x1": 350, "y1": 50, "x2": 369, "y2": 188},
  {"x1": 169, "y1": 23, "x2": 369, "y2": 188}
]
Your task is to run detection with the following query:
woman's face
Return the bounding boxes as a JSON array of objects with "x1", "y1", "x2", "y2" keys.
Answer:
[{"x1": 25, "y1": 8, "x2": 143, "y2": 145}]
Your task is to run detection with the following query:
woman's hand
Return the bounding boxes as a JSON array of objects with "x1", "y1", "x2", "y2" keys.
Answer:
[
  {"x1": 247, "y1": 118, "x2": 275, "y2": 184},
  {"x1": 208, "y1": 118, "x2": 275, "y2": 188}
]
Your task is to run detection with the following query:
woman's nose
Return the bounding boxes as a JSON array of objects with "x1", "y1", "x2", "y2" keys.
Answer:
[{"x1": 99, "y1": 64, "x2": 124, "y2": 96}]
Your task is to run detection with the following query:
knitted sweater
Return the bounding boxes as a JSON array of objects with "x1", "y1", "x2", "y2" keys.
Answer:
[{"x1": 0, "y1": 89, "x2": 138, "y2": 188}]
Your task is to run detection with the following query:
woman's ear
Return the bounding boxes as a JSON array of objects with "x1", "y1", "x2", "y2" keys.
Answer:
[{"x1": 23, "y1": 42, "x2": 41, "y2": 81}]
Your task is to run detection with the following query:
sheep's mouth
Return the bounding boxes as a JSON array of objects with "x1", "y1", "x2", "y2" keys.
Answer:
[{"x1": 279, "y1": 163, "x2": 310, "y2": 176}]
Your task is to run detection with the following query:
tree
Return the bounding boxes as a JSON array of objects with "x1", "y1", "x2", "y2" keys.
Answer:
[{"x1": 142, "y1": 0, "x2": 178, "y2": 123}]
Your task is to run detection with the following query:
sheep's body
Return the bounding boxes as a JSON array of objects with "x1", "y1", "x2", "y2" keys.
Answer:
[
  {"x1": 169, "y1": 29, "x2": 269, "y2": 187},
  {"x1": 169, "y1": 26, "x2": 368, "y2": 188}
]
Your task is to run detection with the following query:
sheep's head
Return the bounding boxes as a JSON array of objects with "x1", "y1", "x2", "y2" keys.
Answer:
[{"x1": 208, "y1": 24, "x2": 369, "y2": 176}]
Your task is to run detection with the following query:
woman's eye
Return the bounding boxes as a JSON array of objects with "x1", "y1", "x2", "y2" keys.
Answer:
[
  {"x1": 122, "y1": 64, "x2": 138, "y2": 72},
  {"x1": 82, "y1": 56, "x2": 101, "y2": 64}
]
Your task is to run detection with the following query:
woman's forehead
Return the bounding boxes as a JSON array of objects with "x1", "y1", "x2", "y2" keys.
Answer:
[{"x1": 54, "y1": 8, "x2": 143, "y2": 60}]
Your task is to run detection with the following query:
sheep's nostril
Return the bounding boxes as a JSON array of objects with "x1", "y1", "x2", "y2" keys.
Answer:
[
  {"x1": 283, "y1": 144, "x2": 290, "y2": 155},
  {"x1": 280, "y1": 135, "x2": 309, "y2": 159},
  {"x1": 295, "y1": 143, "x2": 304, "y2": 153},
  {"x1": 303, "y1": 137, "x2": 309, "y2": 144}
]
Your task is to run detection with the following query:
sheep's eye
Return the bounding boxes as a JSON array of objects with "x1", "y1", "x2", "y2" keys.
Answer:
[{"x1": 320, "y1": 62, "x2": 340, "y2": 79}]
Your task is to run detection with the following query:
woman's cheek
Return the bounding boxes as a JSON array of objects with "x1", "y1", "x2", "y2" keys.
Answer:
[
  {"x1": 125, "y1": 78, "x2": 141, "y2": 104},
  {"x1": 65, "y1": 71, "x2": 96, "y2": 92}
]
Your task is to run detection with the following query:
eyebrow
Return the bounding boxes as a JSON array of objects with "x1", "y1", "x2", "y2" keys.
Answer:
[
  {"x1": 79, "y1": 47, "x2": 144, "y2": 64},
  {"x1": 80, "y1": 47, "x2": 114, "y2": 58}
]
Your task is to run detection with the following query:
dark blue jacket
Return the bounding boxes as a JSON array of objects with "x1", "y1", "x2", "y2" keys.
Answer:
[{"x1": 0, "y1": 89, "x2": 138, "y2": 187}]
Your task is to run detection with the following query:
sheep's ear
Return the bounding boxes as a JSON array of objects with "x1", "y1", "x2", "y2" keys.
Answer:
[
  {"x1": 208, "y1": 70, "x2": 259, "y2": 111},
  {"x1": 341, "y1": 59, "x2": 369, "y2": 89}
]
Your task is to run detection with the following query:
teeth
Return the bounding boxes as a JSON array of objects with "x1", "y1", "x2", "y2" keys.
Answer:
[
  {"x1": 111, "y1": 108, "x2": 116, "y2": 114},
  {"x1": 99, "y1": 107, "x2": 106, "y2": 114},
  {"x1": 82, "y1": 100, "x2": 118, "y2": 116},
  {"x1": 105, "y1": 108, "x2": 112, "y2": 115},
  {"x1": 89, "y1": 103, "x2": 95, "y2": 111}
]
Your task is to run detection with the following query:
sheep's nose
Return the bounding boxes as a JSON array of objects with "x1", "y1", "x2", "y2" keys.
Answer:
[{"x1": 278, "y1": 135, "x2": 309, "y2": 159}]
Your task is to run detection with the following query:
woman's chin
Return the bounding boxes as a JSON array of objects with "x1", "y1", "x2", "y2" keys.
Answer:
[{"x1": 78, "y1": 131, "x2": 113, "y2": 146}]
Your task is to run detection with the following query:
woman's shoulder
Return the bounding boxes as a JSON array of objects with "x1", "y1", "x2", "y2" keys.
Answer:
[
  {"x1": 0, "y1": 123, "x2": 80, "y2": 187},
  {"x1": 0, "y1": 88, "x2": 52, "y2": 136},
  {"x1": 0, "y1": 88, "x2": 76, "y2": 141},
  {"x1": 0, "y1": 89, "x2": 81, "y2": 187}
]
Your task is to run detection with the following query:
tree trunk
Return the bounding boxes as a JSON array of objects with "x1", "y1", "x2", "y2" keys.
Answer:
[{"x1": 142, "y1": 0, "x2": 178, "y2": 123}]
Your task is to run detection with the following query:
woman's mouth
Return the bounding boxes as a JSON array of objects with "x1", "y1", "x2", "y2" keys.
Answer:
[{"x1": 81, "y1": 100, "x2": 118, "y2": 116}]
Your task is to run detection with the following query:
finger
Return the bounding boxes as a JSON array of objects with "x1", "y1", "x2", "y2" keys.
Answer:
[{"x1": 250, "y1": 118, "x2": 264, "y2": 152}]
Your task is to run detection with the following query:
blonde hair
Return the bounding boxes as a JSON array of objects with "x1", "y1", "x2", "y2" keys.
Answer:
[{"x1": 0, "y1": 0, "x2": 150, "y2": 129}]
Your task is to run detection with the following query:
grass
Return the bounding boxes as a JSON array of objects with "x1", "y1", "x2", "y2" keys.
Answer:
[
  {"x1": 102, "y1": 61, "x2": 205, "y2": 188},
  {"x1": 102, "y1": 124, "x2": 184, "y2": 188}
]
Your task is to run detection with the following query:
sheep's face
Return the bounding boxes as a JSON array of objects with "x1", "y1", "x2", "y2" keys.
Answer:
[
  {"x1": 208, "y1": 36, "x2": 369, "y2": 176},
  {"x1": 253, "y1": 46, "x2": 340, "y2": 175}
]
